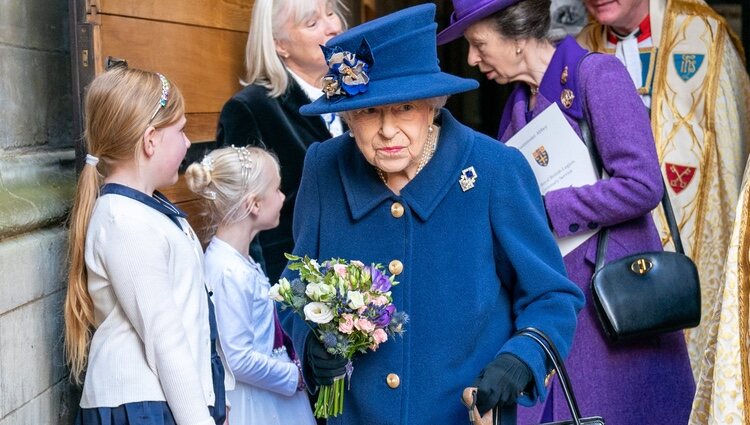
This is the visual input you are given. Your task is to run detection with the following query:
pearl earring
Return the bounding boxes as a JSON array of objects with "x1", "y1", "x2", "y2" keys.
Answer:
[
  {"x1": 348, "y1": 131, "x2": 354, "y2": 137},
  {"x1": 516, "y1": 48, "x2": 522, "y2": 55},
  {"x1": 428, "y1": 125, "x2": 434, "y2": 133}
]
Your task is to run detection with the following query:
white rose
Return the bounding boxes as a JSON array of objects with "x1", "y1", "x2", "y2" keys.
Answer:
[
  {"x1": 268, "y1": 284, "x2": 284, "y2": 302},
  {"x1": 304, "y1": 302, "x2": 334, "y2": 324},
  {"x1": 347, "y1": 291, "x2": 365, "y2": 309},
  {"x1": 278, "y1": 277, "x2": 292, "y2": 295},
  {"x1": 305, "y1": 283, "x2": 334, "y2": 302}
]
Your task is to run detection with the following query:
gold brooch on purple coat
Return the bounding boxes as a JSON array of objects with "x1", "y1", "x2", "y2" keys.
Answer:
[
  {"x1": 561, "y1": 89, "x2": 575, "y2": 109},
  {"x1": 459, "y1": 166, "x2": 477, "y2": 192}
]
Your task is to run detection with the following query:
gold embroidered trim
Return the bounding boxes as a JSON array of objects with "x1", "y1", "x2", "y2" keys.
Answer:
[
  {"x1": 739, "y1": 182, "x2": 750, "y2": 418},
  {"x1": 690, "y1": 20, "x2": 724, "y2": 264},
  {"x1": 671, "y1": 0, "x2": 744, "y2": 59}
]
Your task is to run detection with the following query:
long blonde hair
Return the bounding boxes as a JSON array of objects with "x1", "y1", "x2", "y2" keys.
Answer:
[
  {"x1": 65, "y1": 66, "x2": 185, "y2": 384},
  {"x1": 185, "y1": 146, "x2": 280, "y2": 242},
  {"x1": 243, "y1": 0, "x2": 348, "y2": 97}
]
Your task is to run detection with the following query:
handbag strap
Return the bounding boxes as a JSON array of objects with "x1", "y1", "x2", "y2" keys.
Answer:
[
  {"x1": 576, "y1": 90, "x2": 684, "y2": 273},
  {"x1": 516, "y1": 328, "x2": 583, "y2": 425}
]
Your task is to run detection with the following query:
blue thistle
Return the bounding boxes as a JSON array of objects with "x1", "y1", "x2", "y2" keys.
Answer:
[
  {"x1": 290, "y1": 278, "x2": 305, "y2": 297},
  {"x1": 321, "y1": 331, "x2": 338, "y2": 350}
]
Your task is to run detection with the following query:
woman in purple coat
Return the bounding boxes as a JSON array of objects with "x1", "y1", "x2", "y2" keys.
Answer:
[{"x1": 439, "y1": 0, "x2": 695, "y2": 423}]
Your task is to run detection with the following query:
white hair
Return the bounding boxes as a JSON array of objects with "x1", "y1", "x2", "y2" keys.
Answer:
[{"x1": 242, "y1": 0, "x2": 348, "y2": 97}]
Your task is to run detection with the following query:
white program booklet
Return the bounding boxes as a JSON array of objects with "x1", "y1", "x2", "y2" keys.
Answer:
[{"x1": 505, "y1": 103, "x2": 600, "y2": 256}]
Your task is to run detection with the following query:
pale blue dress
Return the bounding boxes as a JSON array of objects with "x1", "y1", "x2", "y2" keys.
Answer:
[{"x1": 204, "y1": 237, "x2": 316, "y2": 425}]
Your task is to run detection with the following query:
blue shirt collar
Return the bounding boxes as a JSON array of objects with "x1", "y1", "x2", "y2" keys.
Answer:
[{"x1": 100, "y1": 183, "x2": 187, "y2": 229}]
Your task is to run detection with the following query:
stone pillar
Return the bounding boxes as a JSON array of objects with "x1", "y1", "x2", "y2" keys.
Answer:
[{"x1": 0, "y1": 1, "x2": 78, "y2": 424}]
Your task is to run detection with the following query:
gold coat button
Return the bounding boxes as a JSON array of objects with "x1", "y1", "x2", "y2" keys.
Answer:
[
  {"x1": 391, "y1": 202, "x2": 404, "y2": 218},
  {"x1": 386, "y1": 373, "x2": 400, "y2": 389},
  {"x1": 389, "y1": 260, "x2": 403, "y2": 276}
]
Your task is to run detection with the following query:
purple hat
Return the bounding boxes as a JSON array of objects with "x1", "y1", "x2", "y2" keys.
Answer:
[{"x1": 437, "y1": 0, "x2": 523, "y2": 45}]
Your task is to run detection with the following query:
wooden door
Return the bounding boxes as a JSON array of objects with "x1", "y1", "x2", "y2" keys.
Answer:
[{"x1": 70, "y1": 0, "x2": 254, "y2": 237}]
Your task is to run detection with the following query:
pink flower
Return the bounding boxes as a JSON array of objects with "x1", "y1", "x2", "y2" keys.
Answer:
[
  {"x1": 354, "y1": 318, "x2": 376, "y2": 333},
  {"x1": 333, "y1": 263, "x2": 347, "y2": 278},
  {"x1": 339, "y1": 313, "x2": 355, "y2": 334},
  {"x1": 371, "y1": 295, "x2": 389, "y2": 306},
  {"x1": 372, "y1": 328, "x2": 388, "y2": 344}
]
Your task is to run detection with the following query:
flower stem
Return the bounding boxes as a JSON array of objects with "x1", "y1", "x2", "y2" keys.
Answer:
[{"x1": 313, "y1": 377, "x2": 347, "y2": 418}]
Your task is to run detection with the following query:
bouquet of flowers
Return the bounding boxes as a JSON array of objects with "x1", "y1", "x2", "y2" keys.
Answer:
[{"x1": 269, "y1": 254, "x2": 408, "y2": 418}]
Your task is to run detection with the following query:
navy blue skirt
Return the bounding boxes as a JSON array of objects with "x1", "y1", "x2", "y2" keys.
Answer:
[
  {"x1": 75, "y1": 402, "x2": 176, "y2": 425},
  {"x1": 75, "y1": 402, "x2": 221, "y2": 425}
]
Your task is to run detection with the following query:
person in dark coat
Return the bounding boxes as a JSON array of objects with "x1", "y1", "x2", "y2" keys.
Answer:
[
  {"x1": 438, "y1": 0, "x2": 695, "y2": 423},
  {"x1": 216, "y1": 0, "x2": 346, "y2": 283},
  {"x1": 280, "y1": 4, "x2": 585, "y2": 424}
]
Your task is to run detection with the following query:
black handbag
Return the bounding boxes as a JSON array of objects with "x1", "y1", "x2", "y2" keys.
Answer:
[
  {"x1": 463, "y1": 328, "x2": 604, "y2": 425},
  {"x1": 578, "y1": 116, "x2": 701, "y2": 343}
]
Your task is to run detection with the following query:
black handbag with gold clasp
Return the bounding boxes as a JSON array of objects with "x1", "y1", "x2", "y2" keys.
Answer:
[
  {"x1": 578, "y1": 115, "x2": 701, "y2": 343},
  {"x1": 589, "y1": 189, "x2": 701, "y2": 342}
]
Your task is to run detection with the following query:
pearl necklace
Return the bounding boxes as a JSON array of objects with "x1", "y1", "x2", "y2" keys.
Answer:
[{"x1": 377, "y1": 124, "x2": 440, "y2": 187}]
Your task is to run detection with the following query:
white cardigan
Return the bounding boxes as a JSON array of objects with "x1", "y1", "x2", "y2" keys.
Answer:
[{"x1": 80, "y1": 193, "x2": 215, "y2": 425}]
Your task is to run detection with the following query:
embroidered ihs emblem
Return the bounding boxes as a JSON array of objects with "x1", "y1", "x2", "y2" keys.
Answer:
[
  {"x1": 665, "y1": 163, "x2": 697, "y2": 194},
  {"x1": 673, "y1": 53, "x2": 704, "y2": 82},
  {"x1": 459, "y1": 166, "x2": 477, "y2": 192},
  {"x1": 533, "y1": 146, "x2": 549, "y2": 167}
]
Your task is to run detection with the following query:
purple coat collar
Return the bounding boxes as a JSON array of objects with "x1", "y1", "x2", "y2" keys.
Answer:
[{"x1": 499, "y1": 36, "x2": 589, "y2": 138}]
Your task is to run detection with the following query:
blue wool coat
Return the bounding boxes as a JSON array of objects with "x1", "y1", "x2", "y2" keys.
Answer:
[{"x1": 281, "y1": 109, "x2": 585, "y2": 424}]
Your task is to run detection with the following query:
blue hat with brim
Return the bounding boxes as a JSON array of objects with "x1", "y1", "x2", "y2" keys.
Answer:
[
  {"x1": 299, "y1": 4, "x2": 479, "y2": 116},
  {"x1": 437, "y1": 0, "x2": 524, "y2": 45}
]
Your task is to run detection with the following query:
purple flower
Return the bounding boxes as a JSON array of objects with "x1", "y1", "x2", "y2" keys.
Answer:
[
  {"x1": 370, "y1": 266, "x2": 392, "y2": 292},
  {"x1": 372, "y1": 304, "x2": 396, "y2": 327}
]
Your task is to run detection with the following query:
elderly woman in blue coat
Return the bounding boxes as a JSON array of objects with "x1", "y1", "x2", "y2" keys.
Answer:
[
  {"x1": 280, "y1": 4, "x2": 584, "y2": 424},
  {"x1": 438, "y1": 0, "x2": 695, "y2": 423}
]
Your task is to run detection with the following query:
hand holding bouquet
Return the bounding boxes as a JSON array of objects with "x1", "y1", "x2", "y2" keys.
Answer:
[{"x1": 270, "y1": 254, "x2": 408, "y2": 418}]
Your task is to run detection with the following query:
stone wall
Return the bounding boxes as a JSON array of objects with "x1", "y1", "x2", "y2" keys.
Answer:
[{"x1": 0, "y1": 1, "x2": 78, "y2": 424}]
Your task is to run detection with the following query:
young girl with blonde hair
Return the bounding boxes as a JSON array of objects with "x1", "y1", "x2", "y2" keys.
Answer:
[
  {"x1": 65, "y1": 66, "x2": 229, "y2": 425},
  {"x1": 186, "y1": 146, "x2": 314, "y2": 425}
]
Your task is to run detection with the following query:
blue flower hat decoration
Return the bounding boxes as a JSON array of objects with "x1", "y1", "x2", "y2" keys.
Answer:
[{"x1": 321, "y1": 39, "x2": 374, "y2": 99}]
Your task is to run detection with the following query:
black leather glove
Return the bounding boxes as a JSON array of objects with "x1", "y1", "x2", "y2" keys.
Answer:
[
  {"x1": 474, "y1": 353, "x2": 533, "y2": 415},
  {"x1": 304, "y1": 332, "x2": 348, "y2": 386}
]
